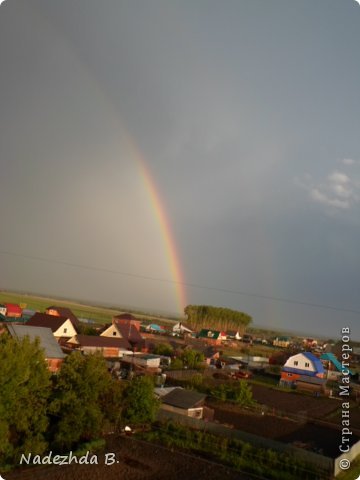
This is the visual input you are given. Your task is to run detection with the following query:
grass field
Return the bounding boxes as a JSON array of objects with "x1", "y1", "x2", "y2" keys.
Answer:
[{"x1": 0, "y1": 291, "x2": 179, "y2": 326}]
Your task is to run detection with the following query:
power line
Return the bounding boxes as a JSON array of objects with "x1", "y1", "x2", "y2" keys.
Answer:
[{"x1": 0, "y1": 250, "x2": 359, "y2": 316}]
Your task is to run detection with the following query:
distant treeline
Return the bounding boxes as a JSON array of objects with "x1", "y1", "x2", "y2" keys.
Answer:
[{"x1": 184, "y1": 305, "x2": 252, "y2": 332}]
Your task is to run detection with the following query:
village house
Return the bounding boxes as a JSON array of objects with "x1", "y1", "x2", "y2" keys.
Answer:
[
  {"x1": 280, "y1": 352, "x2": 325, "y2": 388},
  {"x1": 0, "y1": 304, "x2": 7, "y2": 316},
  {"x1": 6, "y1": 324, "x2": 66, "y2": 373},
  {"x1": 186, "y1": 344, "x2": 220, "y2": 365},
  {"x1": 112, "y1": 312, "x2": 141, "y2": 330},
  {"x1": 157, "y1": 387, "x2": 207, "y2": 419},
  {"x1": 197, "y1": 329, "x2": 227, "y2": 345},
  {"x1": 66, "y1": 334, "x2": 132, "y2": 357},
  {"x1": 22, "y1": 309, "x2": 37, "y2": 319},
  {"x1": 303, "y1": 338, "x2": 318, "y2": 348},
  {"x1": 226, "y1": 330, "x2": 242, "y2": 341},
  {"x1": 273, "y1": 336, "x2": 291, "y2": 348},
  {"x1": 45, "y1": 306, "x2": 80, "y2": 329},
  {"x1": 4, "y1": 303, "x2": 22, "y2": 318},
  {"x1": 26, "y1": 312, "x2": 78, "y2": 339},
  {"x1": 100, "y1": 320, "x2": 144, "y2": 350},
  {"x1": 144, "y1": 323, "x2": 166, "y2": 334},
  {"x1": 172, "y1": 322, "x2": 193, "y2": 336}
]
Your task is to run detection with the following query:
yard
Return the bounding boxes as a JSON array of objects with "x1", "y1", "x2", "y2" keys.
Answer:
[
  {"x1": 207, "y1": 399, "x2": 359, "y2": 458},
  {"x1": 249, "y1": 384, "x2": 341, "y2": 419}
]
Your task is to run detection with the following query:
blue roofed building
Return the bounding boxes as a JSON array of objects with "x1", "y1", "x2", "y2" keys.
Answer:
[
  {"x1": 320, "y1": 352, "x2": 354, "y2": 380},
  {"x1": 280, "y1": 352, "x2": 325, "y2": 387}
]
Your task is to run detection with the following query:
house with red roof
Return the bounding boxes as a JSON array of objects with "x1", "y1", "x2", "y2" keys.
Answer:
[
  {"x1": 26, "y1": 312, "x2": 78, "y2": 339},
  {"x1": 100, "y1": 321, "x2": 144, "y2": 351},
  {"x1": 4, "y1": 303, "x2": 22, "y2": 318},
  {"x1": 112, "y1": 313, "x2": 141, "y2": 331},
  {"x1": 45, "y1": 306, "x2": 80, "y2": 328},
  {"x1": 66, "y1": 334, "x2": 132, "y2": 357}
]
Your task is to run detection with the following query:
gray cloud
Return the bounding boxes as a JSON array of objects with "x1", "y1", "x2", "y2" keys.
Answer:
[{"x1": 1, "y1": 0, "x2": 360, "y2": 337}]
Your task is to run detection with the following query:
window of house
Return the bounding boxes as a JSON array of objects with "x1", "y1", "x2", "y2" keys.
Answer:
[
  {"x1": 294, "y1": 361, "x2": 298, "y2": 366},
  {"x1": 113, "y1": 331, "x2": 117, "y2": 336},
  {"x1": 287, "y1": 373, "x2": 292, "y2": 377},
  {"x1": 305, "y1": 362, "x2": 310, "y2": 367},
  {"x1": 64, "y1": 328, "x2": 67, "y2": 334}
]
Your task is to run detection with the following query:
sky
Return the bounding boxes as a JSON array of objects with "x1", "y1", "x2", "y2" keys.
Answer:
[{"x1": 1, "y1": 0, "x2": 360, "y2": 339}]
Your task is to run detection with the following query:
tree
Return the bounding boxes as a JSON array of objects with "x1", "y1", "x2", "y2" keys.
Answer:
[
  {"x1": 184, "y1": 305, "x2": 252, "y2": 332},
  {"x1": 170, "y1": 358, "x2": 183, "y2": 370},
  {"x1": 121, "y1": 376, "x2": 159, "y2": 426},
  {"x1": 0, "y1": 333, "x2": 51, "y2": 468},
  {"x1": 153, "y1": 343, "x2": 174, "y2": 357},
  {"x1": 232, "y1": 381, "x2": 254, "y2": 407},
  {"x1": 181, "y1": 348, "x2": 205, "y2": 369},
  {"x1": 212, "y1": 381, "x2": 254, "y2": 407},
  {"x1": 49, "y1": 352, "x2": 120, "y2": 451}
]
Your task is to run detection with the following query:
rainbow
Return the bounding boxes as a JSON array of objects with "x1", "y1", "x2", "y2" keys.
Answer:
[
  {"x1": 124, "y1": 136, "x2": 187, "y2": 314},
  {"x1": 30, "y1": 9, "x2": 187, "y2": 314}
]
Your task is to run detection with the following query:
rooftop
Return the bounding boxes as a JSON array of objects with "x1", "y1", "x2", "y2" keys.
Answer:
[
  {"x1": 7, "y1": 324, "x2": 66, "y2": 359},
  {"x1": 26, "y1": 312, "x2": 70, "y2": 332},
  {"x1": 161, "y1": 387, "x2": 206, "y2": 409}
]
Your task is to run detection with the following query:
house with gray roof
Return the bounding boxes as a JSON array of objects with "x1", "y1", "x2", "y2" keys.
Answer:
[
  {"x1": 160, "y1": 387, "x2": 207, "y2": 418},
  {"x1": 7, "y1": 324, "x2": 66, "y2": 373}
]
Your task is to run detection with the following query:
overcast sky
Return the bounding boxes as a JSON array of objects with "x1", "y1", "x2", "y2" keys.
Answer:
[{"x1": 1, "y1": 0, "x2": 360, "y2": 339}]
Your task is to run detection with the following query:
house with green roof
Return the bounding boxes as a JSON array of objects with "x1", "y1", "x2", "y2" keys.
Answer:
[{"x1": 197, "y1": 329, "x2": 227, "y2": 345}]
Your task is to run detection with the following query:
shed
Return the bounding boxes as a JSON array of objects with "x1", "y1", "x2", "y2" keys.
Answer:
[
  {"x1": 122, "y1": 353, "x2": 161, "y2": 369},
  {"x1": 160, "y1": 387, "x2": 207, "y2": 418}
]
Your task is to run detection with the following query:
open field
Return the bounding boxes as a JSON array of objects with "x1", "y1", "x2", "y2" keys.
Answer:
[
  {"x1": 0, "y1": 291, "x2": 179, "y2": 326},
  {"x1": 6, "y1": 435, "x2": 254, "y2": 480}
]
